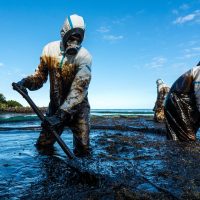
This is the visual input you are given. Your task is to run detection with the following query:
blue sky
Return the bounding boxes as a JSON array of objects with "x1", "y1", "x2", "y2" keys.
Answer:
[{"x1": 0, "y1": 0, "x2": 200, "y2": 109}]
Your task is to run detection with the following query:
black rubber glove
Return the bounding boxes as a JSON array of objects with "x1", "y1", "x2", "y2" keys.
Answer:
[
  {"x1": 16, "y1": 79, "x2": 28, "y2": 95},
  {"x1": 43, "y1": 109, "x2": 71, "y2": 130}
]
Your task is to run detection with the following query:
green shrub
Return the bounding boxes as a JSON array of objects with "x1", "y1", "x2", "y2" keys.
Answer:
[
  {"x1": 6, "y1": 100, "x2": 23, "y2": 108},
  {"x1": 0, "y1": 93, "x2": 22, "y2": 109},
  {"x1": 0, "y1": 93, "x2": 6, "y2": 103},
  {"x1": 0, "y1": 103, "x2": 7, "y2": 109}
]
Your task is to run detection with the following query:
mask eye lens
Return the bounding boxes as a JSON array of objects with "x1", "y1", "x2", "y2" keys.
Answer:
[{"x1": 68, "y1": 34, "x2": 81, "y2": 43}]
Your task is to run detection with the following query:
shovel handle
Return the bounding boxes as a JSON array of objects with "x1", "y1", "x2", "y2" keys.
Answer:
[{"x1": 12, "y1": 82, "x2": 74, "y2": 159}]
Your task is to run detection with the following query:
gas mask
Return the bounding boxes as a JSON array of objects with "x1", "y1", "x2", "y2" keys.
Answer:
[
  {"x1": 65, "y1": 39, "x2": 81, "y2": 56},
  {"x1": 61, "y1": 14, "x2": 85, "y2": 56},
  {"x1": 63, "y1": 33, "x2": 82, "y2": 56}
]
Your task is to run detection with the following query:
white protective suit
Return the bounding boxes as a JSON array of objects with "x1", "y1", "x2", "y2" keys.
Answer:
[{"x1": 22, "y1": 14, "x2": 92, "y2": 155}]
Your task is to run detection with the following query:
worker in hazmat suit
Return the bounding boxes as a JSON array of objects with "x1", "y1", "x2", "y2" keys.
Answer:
[
  {"x1": 153, "y1": 79, "x2": 170, "y2": 122},
  {"x1": 164, "y1": 61, "x2": 200, "y2": 141},
  {"x1": 16, "y1": 14, "x2": 92, "y2": 156}
]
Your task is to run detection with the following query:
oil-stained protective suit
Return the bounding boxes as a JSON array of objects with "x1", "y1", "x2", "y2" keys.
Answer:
[
  {"x1": 18, "y1": 14, "x2": 92, "y2": 155},
  {"x1": 153, "y1": 80, "x2": 170, "y2": 122},
  {"x1": 164, "y1": 63, "x2": 200, "y2": 141}
]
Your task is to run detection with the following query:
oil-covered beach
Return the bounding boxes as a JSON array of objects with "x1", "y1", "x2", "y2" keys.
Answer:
[{"x1": 1, "y1": 110, "x2": 200, "y2": 200}]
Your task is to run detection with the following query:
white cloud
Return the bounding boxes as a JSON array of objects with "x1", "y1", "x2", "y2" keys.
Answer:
[
  {"x1": 103, "y1": 35, "x2": 124, "y2": 42},
  {"x1": 172, "y1": 4, "x2": 189, "y2": 15},
  {"x1": 174, "y1": 14, "x2": 195, "y2": 24},
  {"x1": 173, "y1": 10, "x2": 200, "y2": 24},
  {"x1": 0, "y1": 62, "x2": 4, "y2": 67},
  {"x1": 184, "y1": 47, "x2": 199, "y2": 53},
  {"x1": 97, "y1": 16, "x2": 131, "y2": 42},
  {"x1": 192, "y1": 47, "x2": 200, "y2": 51},
  {"x1": 145, "y1": 57, "x2": 167, "y2": 69},
  {"x1": 96, "y1": 26, "x2": 110, "y2": 33},
  {"x1": 180, "y1": 4, "x2": 190, "y2": 10},
  {"x1": 182, "y1": 46, "x2": 200, "y2": 58}
]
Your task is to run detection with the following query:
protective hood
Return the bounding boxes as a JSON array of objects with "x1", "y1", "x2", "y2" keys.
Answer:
[
  {"x1": 156, "y1": 79, "x2": 164, "y2": 86},
  {"x1": 60, "y1": 14, "x2": 85, "y2": 49},
  {"x1": 156, "y1": 79, "x2": 168, "y2": 92}
]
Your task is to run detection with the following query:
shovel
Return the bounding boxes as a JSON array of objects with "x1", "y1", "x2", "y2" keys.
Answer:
[{"x1": 12, "y1": 82, "x2": 75, "y2": 159}]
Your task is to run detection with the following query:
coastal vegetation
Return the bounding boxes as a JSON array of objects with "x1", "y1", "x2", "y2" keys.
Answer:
[
  {"x1": 0, "y1": 93, "x2": 22, "y2": 109},
  {"x1": 0, "y1": 93, "x2": 47, "y2": 113}
]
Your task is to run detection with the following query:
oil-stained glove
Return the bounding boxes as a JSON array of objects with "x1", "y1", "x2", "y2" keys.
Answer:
[
  {"x1": 43, "y1": 115, "x2": 61, "y2": 129},
  {"x1": 16, "y1": 79, "x2": 28, "y2": 95},
  {"x1": 43, "y1": 109, "x2": 71, "y2": 130}
]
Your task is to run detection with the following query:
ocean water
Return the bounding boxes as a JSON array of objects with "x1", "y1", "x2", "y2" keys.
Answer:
[
  {"x1": 91, "y1": 109, "x2": 153, "y2": 116},
  {"x1": 0, "y1": 109, "x2": 153, "y2": 128}
]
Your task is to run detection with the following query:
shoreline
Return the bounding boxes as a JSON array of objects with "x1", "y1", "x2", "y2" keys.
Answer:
[
  {"x1": 0, "y1": 107, "x2": 47, "y2": 114},
  {"x1": 0, "y1": 107, "x2": 154, "y2": 114}
]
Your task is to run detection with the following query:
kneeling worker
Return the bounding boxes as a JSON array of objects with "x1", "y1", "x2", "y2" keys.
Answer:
[{"x1": 164, "y1": 61, "x2": 200, "y2": 141}]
